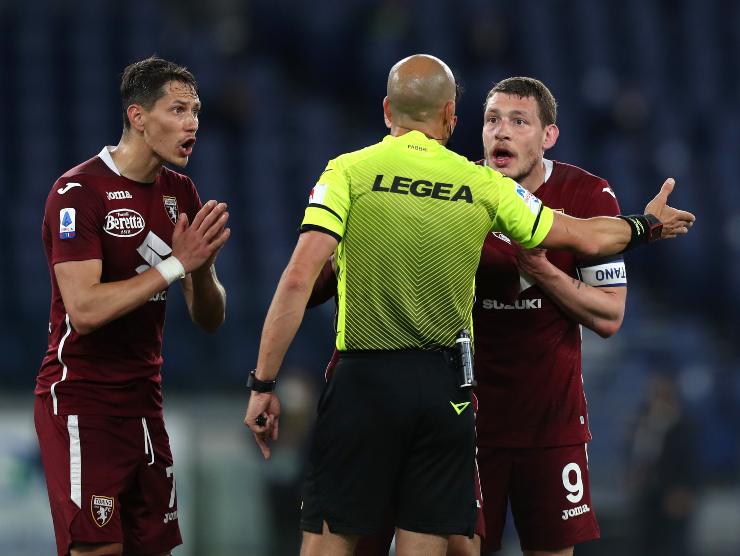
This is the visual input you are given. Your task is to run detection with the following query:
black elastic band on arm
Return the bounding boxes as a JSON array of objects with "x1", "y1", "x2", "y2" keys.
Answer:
[
  {"x1": 299, "y1": 224, "x2": 342, "y2": 243},
  {"x1": 530, "y1": 204, "x2": 544, "y2": 239},
  {"x1": 308, "y1": 203, "x2": 343, "y2": 223},
  {"x1": 616, "y1": 214, "x2": 662, "y2": 252}
]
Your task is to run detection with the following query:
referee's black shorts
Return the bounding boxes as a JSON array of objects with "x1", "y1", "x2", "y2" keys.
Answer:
[{"x1": 300, "y1": 349, "x2": 477, "y2": 537}]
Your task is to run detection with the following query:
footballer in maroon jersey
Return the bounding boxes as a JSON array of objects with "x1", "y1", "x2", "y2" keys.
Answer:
[
  {"x1": 34, "y1": 58, "x2": 230, "y2": 556},
  {"x1": 37, "y1": 149, "x2": 203, "y2": 417},
  {"x1": 304, "y1": 78, "x2": 624, "y2": 556},
  {"x1": 262, "y1": 63, "x2": 691, "y2": 556},
  {"x1": 475, "y1": 78, "x2": 627, "y2": 556}
]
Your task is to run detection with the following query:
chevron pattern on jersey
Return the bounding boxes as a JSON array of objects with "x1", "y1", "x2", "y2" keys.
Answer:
[
  {"x1": 334, "y1": 137, "x2": 497, "y2": 351},
  {"x1": 342, "y1": 191, "x2": 490, "y2": 350}
]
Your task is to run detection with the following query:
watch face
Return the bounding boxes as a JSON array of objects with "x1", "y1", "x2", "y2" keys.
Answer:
[{"x1": 248, "y1": 372, "x2": 275, "y2": 392}]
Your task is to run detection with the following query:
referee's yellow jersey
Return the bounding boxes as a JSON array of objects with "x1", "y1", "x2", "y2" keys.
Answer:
[{"x1": 301, "y1": 130, "x2": 554, "y2": 351}]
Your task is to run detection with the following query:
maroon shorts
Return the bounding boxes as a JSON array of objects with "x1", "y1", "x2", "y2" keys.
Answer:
[
  {"x1": 34, "y1": 395, "x2": 182, "y2": 556},
  {"x1": 478, "y1": 443, "x2": 599, "y2": 552}
]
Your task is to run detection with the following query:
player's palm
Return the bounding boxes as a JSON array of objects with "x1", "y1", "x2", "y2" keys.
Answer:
[
  {"x1": 644, "y1": 178, "x2": 696, "y2": 239},
  {"x1": 172, "y1": 201, "x2": 230, "y2": 272}
]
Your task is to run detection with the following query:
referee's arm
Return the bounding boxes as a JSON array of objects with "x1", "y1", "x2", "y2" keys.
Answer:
[
  {"x1": 245, "y1": 230, "x2": 338, "y2": 458},
  {"x1": 256, "y1": 230, "x2": 338, "y2": 381},
  {"x1": 540, "y1": 178, "x2": 694, "y2": 256}
]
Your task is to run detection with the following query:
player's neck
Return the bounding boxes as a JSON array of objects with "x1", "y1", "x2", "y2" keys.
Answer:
[
  {"x1": 110, "y1": 134, "x2": 164, "y2": 183},
  {"x1": 519, "y1": 159, "x2": 546, "y2": 194}
]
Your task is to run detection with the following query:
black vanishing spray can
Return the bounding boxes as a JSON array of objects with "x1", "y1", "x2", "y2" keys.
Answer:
[{"x1": 456, "y1": 329, "x2": 476, "y2": 389}]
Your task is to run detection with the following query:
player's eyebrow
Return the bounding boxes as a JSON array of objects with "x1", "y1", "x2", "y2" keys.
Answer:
[
  {"x1": 486, "y1": 108, "x2": 532, "y2": 119},
  {"x1": 171, "y1": 98, "x2": 201, "y2": 110}
]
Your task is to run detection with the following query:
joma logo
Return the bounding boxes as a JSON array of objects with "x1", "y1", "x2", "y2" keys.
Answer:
[
  {"x1": 106, "y1": 190, "x2": 133, "y2": 200},
  {"x1": 561, "y1": 503, "x2": 591, "y2": 521}
]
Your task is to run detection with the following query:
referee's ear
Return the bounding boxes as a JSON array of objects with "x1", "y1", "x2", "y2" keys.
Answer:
[{"x1": 383, "y1": 97, "x2": 392, "y2": 129}]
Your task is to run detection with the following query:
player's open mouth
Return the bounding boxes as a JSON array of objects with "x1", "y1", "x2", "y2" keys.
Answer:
[
  {"x1": 492, "y1": 148, "x2": 514, "y2": 167},
  {"x1": 179, "y1": 138, "x2": 196, "y2": 157}
]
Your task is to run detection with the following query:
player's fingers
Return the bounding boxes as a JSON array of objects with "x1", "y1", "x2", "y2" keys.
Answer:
[
  {"x1": 191, "y1": 200, "x2": 217, "y2": 230},
  {"x1": 209, "y1": 227, "x2": 231, "y2": 250},
  {"x1": 174, "y1": 212, "x2": 188, "y2": 235},
  {"x1": 202, "y1": 213, "x2": 229, "y2": 242},
  {"x1": 197, "y1": 202, "x2": 227, "y2": 232},
  {"x1": 272, "y1": 417, "x2": 279, "y2": 441}
]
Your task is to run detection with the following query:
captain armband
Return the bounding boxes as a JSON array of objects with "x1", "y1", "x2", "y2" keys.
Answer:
[
  {"x1": 616, "y1": 214, "x2": 662, "y2": 252},
  {"x1": 577, "y1": 257, "x2": 627, "y2": 287}
]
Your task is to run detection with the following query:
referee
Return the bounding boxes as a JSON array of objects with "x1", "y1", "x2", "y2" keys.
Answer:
[{"x1": 244, "y1": 54, "x2": 694, "y2": 556}]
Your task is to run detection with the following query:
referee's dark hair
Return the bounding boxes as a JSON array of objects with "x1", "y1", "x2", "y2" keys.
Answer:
[
  {"x1": 484, "y1": 77, "x2": 557, "y2": 127},
  {"x1": 120, "y1": 56, "x2": 198, "y2": 129}
]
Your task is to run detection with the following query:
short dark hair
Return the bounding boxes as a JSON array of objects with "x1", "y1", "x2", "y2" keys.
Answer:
[
  {"x1": 484, "y1": 77, "x2": 557, "y2": 127},
  {"x1": 120, "y1": 57, "x2": 197, "y2": 129}
]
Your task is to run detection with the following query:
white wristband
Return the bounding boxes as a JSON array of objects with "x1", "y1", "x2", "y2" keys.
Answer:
[{"x1": 154, "y1": 256, "x2": 186, "y2": 285}]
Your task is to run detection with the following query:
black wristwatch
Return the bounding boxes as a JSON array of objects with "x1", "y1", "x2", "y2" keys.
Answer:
[{"x1": 246, "y1": 369, "x2": 277, "y2": 393}]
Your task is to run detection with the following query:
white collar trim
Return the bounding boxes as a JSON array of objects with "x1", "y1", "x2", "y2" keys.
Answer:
[
  {"x1": 97, "y1": 146, "x2": 121, "y2": 176},
  {"x1": 543, "y1": 158, "x2": 553, "y2": 183}
]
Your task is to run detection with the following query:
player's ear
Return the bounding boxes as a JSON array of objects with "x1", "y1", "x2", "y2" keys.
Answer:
[
  {"x1": 127, "y1": 104, "x2": 146, "y2": 132},
  {"x1": 543, "y1": 123, "x2": 559, "y2": 151},
  {"x1": 383, "y1": 96, "x2": 392, "y2": 129}
]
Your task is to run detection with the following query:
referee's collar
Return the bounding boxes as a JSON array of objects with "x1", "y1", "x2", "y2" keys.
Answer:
[{"x1": 384, "y1": 130, "x2": 441, "y2": 147}]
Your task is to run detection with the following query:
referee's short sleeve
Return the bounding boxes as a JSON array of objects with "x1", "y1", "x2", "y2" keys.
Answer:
[
  {"x1": 300, "y1": 159, "x2": 350, "y2": 242},
  {"x1": 491, "y1": 178, "x2": 554, "y2": 249}
]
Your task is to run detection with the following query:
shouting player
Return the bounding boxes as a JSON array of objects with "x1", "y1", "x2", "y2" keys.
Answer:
[
  {"x1": 244, "y1": 54, "x2": 693, "y2": 556},
  {"x1": 475, "y1": 77, "x2": 624, "y2": 556},
  {"x1": 305, "y1": 76, "x2": 667, "y2": 556},
  {"x1": 35, "y1": 57, "x2": 230, "y2": 556}
]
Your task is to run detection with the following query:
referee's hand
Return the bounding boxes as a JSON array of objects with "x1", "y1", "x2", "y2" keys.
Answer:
[
  {"x1": 644, "y1": 178, "x2": 696, "y2": 239},
  {"x1": 244, "y1": 391, "x2": 281, "y2": 460}
]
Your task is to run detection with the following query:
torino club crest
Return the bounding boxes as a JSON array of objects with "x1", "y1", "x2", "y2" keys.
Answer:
[
  {"x1": 91, "y1": 495, "x2": 114, "y2": 527},
  {"x1": 163, "y1": 195, "x2": 178, "y2": 225}
]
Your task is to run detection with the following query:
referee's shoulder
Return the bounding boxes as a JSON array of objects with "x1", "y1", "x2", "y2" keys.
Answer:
[
  {"x1": 331, "y1": 139, "x2": 392, "y2": 167},
  {"x1": 442, "y1": 151, "x2": 507, "y2": 185}
]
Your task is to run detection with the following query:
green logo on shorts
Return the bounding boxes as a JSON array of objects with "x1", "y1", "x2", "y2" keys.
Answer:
[{"x1": 450, "y1": 401, "x2": 470, "y2": 415}]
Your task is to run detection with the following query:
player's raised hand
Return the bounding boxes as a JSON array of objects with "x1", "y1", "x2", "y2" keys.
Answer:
[
  {"x1": 644, "y1": 178, "x2": 696, "y2": 239},
  {"x1": 172, "y1": 200, "x2": 231, "y2": 272},
  {"x1": 244, "y1": 392, "x2": 281, "y2": 460}
]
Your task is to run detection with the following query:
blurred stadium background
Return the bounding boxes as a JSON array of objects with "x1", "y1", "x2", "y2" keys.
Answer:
[{"x1": 1, "y1": 0, "x2": 738, "y2": 554}]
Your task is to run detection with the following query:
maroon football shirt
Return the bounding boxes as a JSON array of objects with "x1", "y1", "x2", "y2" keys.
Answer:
[
  {"x1": 36, "y1": 147, "x2": 201, "y2": 417},
  {"x1": 473, "y1": 160, "x2": 622, "y2": 448}
]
